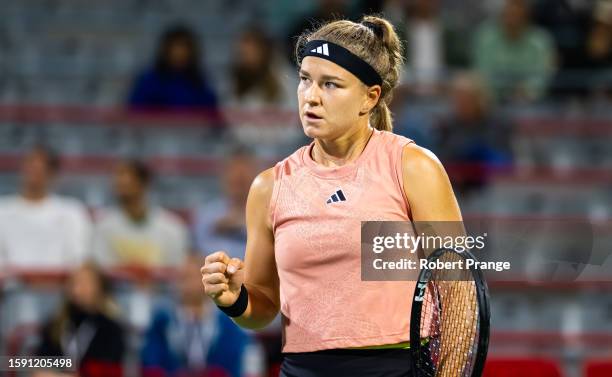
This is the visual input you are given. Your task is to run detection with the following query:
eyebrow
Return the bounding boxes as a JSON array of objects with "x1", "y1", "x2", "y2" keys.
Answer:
[{"x1": 299, "y1": 70, "x2": 345, "y2": 82}]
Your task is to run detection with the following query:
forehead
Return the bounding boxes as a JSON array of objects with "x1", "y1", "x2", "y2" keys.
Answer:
[{"x1": 300, "y1": 56, "x2": 358, "y2": 82}]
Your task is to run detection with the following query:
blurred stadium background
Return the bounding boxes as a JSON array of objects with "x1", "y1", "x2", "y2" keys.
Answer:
[{"x1": 0, "y1": 0, "x2": 611, "y2": 376}]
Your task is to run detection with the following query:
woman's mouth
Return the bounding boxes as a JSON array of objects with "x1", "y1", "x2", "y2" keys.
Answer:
[{"x1": 304, "y1": 111, "x2": 323, "y2": 121}]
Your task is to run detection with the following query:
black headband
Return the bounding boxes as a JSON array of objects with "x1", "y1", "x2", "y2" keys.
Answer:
[{"x1": 300, "y1": 40, "x2": 382, "y2": 87}]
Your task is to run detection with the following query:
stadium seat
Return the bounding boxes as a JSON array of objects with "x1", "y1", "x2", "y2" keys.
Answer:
[
  {"x1": 269, "y1": 362, "x2": 281, "y2": 377},
  {"x1": 584, "y1": 359, "x2": 612, "y2": 377},
  {"x1": 483, "y1": 357, "x2": 563, "y2": 377},
  {"x1": 81, "y1": 360, "x2": 123, "y2": 377}
]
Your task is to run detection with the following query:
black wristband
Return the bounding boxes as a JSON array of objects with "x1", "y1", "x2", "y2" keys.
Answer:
[{"x1": 216, "y1": 284, "x2": 248, "y2": 317}]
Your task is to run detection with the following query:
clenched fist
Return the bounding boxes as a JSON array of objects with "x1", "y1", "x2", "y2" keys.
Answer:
[{"x1": 201, "y1": 251, "x2": 245, "y2": 307}]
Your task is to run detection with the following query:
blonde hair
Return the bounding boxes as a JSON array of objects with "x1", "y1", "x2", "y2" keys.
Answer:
[{"x1": 295, "y1": 15, "x2": 404, "y2": 132}]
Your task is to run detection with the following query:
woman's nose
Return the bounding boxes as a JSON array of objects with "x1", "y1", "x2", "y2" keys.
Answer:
[{"x1": 304, "y1": 84, "x2": 322, "y2": 105}]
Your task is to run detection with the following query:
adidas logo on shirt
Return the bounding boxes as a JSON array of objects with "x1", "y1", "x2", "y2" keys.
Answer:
[
  {"x1": 326, "y1": 189, "x2": 346, "y2": 204},
  {"x1": 310, "y1": 43, "x2": 330, "y2": 56}
]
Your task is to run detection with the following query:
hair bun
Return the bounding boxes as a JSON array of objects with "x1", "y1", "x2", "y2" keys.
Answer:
[{"x1": 361, "y1": 21, "x2": 384, "y2": 39}]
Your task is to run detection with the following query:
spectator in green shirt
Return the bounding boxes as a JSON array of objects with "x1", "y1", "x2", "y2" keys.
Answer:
[{"x1": 473, "y1": 0, "x2": 556, "y2": 103}]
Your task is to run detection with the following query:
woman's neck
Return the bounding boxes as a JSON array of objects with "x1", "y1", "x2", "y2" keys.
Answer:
[{"x1": 312, "y1": 124, "x2": 374, "y2": 168}]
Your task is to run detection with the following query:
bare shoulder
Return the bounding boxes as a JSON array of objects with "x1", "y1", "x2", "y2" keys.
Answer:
[
  {"x1": 401, "y1": 143, "x2": 446, "y2": 179},
  {"x1": 250, "y1": 167, "x2": 275, "y2": 200},
  {"x1": 247, "y1": 167, "x2": 276, "y2": 229},
  {"x1": 400, "y1": 143, "x2": 460, "y2": 221}
]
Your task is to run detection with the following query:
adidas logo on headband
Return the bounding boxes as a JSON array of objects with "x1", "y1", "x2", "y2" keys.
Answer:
[
  {"x1": 310, "y1": 43, "x2": 330, "y2": 56},
  {"x1": 301, "y1": 40, "x2": 382, "y2": 86}
]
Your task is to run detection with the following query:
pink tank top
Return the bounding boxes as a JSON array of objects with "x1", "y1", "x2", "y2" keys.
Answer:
[{"x1": 269, "y1": 128, "x2": 418, "y2": 353}]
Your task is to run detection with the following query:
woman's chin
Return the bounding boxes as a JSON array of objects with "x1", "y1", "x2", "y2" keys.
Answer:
[{"x1": 302, "y1": 123, "x2": 327, "y2": 139}]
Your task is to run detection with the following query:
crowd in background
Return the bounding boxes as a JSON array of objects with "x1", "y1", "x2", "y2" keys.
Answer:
[
  {"x1": 123, "y1": 0, "x2": 612, "y2": 185},
  {"x1": 0, "y1": 145, "x2": 264, "y2": 377},
  {"x1": 0, "y1": 0, "x2": 611, "y2": 376}
]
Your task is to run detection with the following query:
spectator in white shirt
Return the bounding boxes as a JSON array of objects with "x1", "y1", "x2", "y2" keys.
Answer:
[
  {"x1": 0, "y1": 145, "x2": 92, "y2": 272},
  {"x1": 93, "y1": 159, "x2": 188, "y2": 269}
]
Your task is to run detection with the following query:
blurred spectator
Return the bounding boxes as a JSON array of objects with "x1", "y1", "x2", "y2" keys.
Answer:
[
  {"x1": 225, "y1": 26, "x2": 295, "y2": 109},
  {"x1": 436, "y1": 72, "x2": 513, "y2": 193},
  {"x1": 34, "y1": 263, "x2": 126, "y2": 377},
  {"x1": 473, "y1": 0, "x2": 556, "y2": 102},
  {"x1": 386, "y1": 0, "x2": 470, "y2": 96},
  {"x1": 588, "y1": 0, "x2": 612, "y2": 103},
  {"x1": 193, "y1": 146, "x2": 257, "y2": 260},
  {"x1": 223, "y1": 26, "x2": 301, "y2": 152},
  {"x1": 140, "y1": 255, "x2": 264, "y2": 377},
  {"x1": 392, "y1": 101, "x2": 437, "y2": 150},
  {"x1": 93, "y1": 159, "x2": 189, "y2": 269},
  {"x1": 533, "y1": 0, "x2": 593, "y2": 68},
  {"x1": 532, "y1": 0, "x2": 593, "y2": 97},
  {"x1": 0, "y1": 146, "x2": 92, "y2": 271},
  {"x1": 587, "y1": 1, "x2": 612, "y2": 68},
  {"x1": 127, "y1": 25, "x2": 221, "y2": 117}
]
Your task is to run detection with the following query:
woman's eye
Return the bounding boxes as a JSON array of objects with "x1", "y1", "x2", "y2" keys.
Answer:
[
  {"x1": 324, "y1": 82, "x2": 337, "y2": 89},
  {"x1": 300, "y1": 76, "x2": 310, "y2": 83}
]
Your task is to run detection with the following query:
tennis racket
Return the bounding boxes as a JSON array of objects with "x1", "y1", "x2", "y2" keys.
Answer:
[{"x1": 410, "y1": 247, "x2": 490, "y2": 377}]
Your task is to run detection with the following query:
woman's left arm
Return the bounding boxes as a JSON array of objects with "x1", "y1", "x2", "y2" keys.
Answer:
[
  {"x1": 402, "y1": 143, "x2": 472, "y2": 377},
  {"x1": 401, "y1": 143, "x2": 462, "y2": 222}
]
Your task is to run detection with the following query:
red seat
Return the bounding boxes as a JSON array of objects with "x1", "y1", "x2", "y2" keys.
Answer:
[
  {"x1": 584, "y1": 359, "x2": 612, "y2": 377},
  {"x1": 81, "y1": 360, "x2": 123, "y2": 377},
  {"x1": 268, "y1": 362, "x2": 281, "y2": 377},
  {"x1": 483, "y1": 357, "x2": 563, "y2": 377}
]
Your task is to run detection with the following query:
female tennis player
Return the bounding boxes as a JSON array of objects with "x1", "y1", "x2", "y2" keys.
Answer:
[{"x1": 201, "y1": 15, "x2": 462, "y2": 376}]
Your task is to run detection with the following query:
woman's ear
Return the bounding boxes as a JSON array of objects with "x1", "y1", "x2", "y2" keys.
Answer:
[{"x1": 360, "y1": 85, "x2": 382, "y2": 115}]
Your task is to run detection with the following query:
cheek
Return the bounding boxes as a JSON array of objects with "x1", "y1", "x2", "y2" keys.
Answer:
[
  {"x1": 297, "y1": 91, "x2": 303, "y2": 107},
  {"x1": 327, "y1": 93, "x2": 361, "y2": 121},
  {"x1": 297, "y1": 84, "x2": 306, "y2": 105}
]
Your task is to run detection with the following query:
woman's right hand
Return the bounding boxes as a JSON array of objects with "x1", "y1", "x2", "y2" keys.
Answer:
[{"x1": 201, "y1": 251, "x2": 245, "y2": 307}]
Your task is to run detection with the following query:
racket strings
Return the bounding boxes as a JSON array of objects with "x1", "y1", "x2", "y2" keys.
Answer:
[{"x1": 418, "y1": 252, "x2": 480, "y2": 376}]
